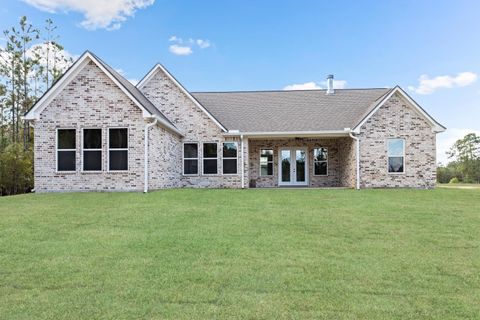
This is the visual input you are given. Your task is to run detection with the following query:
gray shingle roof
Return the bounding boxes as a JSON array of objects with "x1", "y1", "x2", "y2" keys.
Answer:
[
  {"x1": 191, "y1": 88, "x2": 392, "y2": 132},
  {"x1": 90, "y1": 52, "x2": 176, "y2": 128}
]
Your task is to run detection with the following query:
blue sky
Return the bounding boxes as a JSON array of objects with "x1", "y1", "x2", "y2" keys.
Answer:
[{"x1": 1, "y1": 0, "x2": 479, "y2": 163}]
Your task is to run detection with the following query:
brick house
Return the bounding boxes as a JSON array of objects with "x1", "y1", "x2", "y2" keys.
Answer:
[{"x1": 24, "y1": 51, "x2": 445, "y2": 192}]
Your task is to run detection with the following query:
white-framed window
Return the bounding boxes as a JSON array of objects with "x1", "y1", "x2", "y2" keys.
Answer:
[
  {"x1": 82, "y1": 128, "x2": 102, "y2": 171},
  {"x1": 56, "y1": 129, "x2": 76, "y2": 172},
  {"x1": 313, "y1": 147, "x2": 328, "y2": 176},
  {"x1": 388, "y1": 138, "x2": 405, "y2": 173},
  {"x1": 223, "y1": 142, "x2": 238, "y2": 174},
  {"x1": 260, "y1": 149, "x2": 274, "y2": 176},
  {"x1": 203, "y1": 142, "x2": 218, "y2": 175},
  {"x1": 108, "y1": 128, "x2": 128, "y2": 171},
  {"x1": 183, "y1": 142, "x2": 199, "y2": 175}
]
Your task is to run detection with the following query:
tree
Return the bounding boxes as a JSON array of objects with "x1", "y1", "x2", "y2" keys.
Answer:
[{"x1": 447, "y1": 133, "x2": 480, "y2": 183}]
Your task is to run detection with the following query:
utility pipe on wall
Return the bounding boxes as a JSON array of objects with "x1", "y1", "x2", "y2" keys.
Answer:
[
  {"x1": 144, "y1": 118, "x2": 158, "y2": 193},
  {"x1": 349, "y1": 132, "x2": 360, "y2": 190}
]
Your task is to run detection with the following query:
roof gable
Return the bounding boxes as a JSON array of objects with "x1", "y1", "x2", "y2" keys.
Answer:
[
  {"x1": 352, "y1": 86, "x2": 446, "y2": 133},
  {"x1": 137, "y1": 64, "x2": 227, "y2": 132},
  {"x1": 24, "y1": 52, "x2": 182, "y2": 136}
]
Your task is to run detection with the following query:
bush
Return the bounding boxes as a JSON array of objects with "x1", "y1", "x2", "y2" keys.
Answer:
[
  {"x1": 449, "y1": 177, "x2": 460, "y2": 184},
  {"x1": 0, "y1": 143, "x2": 33, "y2": 196}
]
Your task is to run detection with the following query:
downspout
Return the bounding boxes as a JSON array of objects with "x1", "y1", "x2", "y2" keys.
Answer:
[
  {"x1": 240, "y1": 134, "x2": 245, "y2": 189},
  {"x1": 144, "y1": 118, "x2": 157, "y2": 193},
  {"x1": 349, "y1": 132, "x2": 360, "y2": 190}
]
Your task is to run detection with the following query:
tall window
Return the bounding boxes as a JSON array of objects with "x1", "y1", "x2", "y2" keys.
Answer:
[
  {"x1": 83, "y1": 129, "x2": 102, "y2": 171},
  {"x1": 183, "y1": 143, "x2": 198, "y2": 175},
  {"x1": 313, "y1": 148, "x2": 328, "y2": 176},
  {"x1": 57, "y1": 129, "x2": 76, "y2": 171},
  {"x1": 223, "y1": 142, "x2": 238, "y2": 174},
  {"x1": 260, "y1": 149, "x2": 273, "y2": 176},
  {"x1": 109, "y1": 128, "x2": 128, "y2": 171},
  {"x1": 388, "y1": 139, "x2": 405, "y2": 173},
  {"x1": 203, "y1": 143, "x2": 218, "y2": 174}
]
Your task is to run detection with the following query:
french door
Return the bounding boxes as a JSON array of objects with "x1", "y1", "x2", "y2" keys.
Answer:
[{"x1": 278, "y1": 148, "x2": 308, "y2": 186}]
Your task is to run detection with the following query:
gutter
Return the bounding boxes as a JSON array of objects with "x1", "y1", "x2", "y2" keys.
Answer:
[
  {"x1": 144, "y1": 118, "x2": 158, "y2": 193},
  {"x1": 240, "y1": 134, "x2": 245, "y2": 188},
  {"x1": 348, "y1": 132, "x2": 360, "y2": 190},
  {"x1": 223, "y1": 130, "x2": 350, "y2": 138}
]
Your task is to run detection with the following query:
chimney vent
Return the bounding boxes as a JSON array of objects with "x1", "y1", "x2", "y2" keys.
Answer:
[{"x1": 326, "y1": 74, "x2": 334, "y2": 95}]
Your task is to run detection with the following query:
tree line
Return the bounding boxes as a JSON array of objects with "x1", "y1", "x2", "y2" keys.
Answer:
[
  {"x1": 0, "y1": 16, "x2": 72, "y2": 195},
  {"x1": 437, "y1": 133, "x2": 480, "y2": 184}
]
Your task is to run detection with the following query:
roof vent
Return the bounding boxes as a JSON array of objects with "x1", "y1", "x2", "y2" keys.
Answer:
[{"x1": 326, "y1": 74, "x2": 334, "y2": 95}]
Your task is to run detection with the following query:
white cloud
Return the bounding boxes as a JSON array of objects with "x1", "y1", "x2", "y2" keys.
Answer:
[
  {"x1": 409, "y1": 72, "x2": 478, "y2": 95},
  {"x1": 128, "y1": 78, "x2": 138, "y2": 85},
  {"x1": 283, "y1": 79, "x2": 347, "y2": 91},
  {"x1": 436, "y1": 128, "x2": 480, "y2": 164},
  {"x1": 168, "y1": 36, "x2": 211, "y2": 56},
  {"x1": 28, "y1": 42, "x2": 76, "y2": 73},
  {"x1": 169, "y1": 44, "x2": 193, "y2": 56},
  {"x1": 23, "y1": 0, "x2": 155, "y2": 30}
]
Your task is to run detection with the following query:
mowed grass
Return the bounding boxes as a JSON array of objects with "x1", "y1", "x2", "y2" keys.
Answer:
[{"x1": 0, "y1": 189, "x2": 479, "y2": 319}]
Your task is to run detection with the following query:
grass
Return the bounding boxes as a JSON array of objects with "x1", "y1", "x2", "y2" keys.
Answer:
[{"x1": 0, "y1": 188, "x2": 479, "y2": 319}]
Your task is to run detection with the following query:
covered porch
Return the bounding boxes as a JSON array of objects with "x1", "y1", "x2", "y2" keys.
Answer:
[{"x1": 244, "y1": 135, "x2": 357, "y2": 188}]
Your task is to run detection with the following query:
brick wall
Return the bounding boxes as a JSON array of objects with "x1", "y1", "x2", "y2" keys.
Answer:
[{"x1": 358, "y1": 92, "x2": 437, "y2": 188}]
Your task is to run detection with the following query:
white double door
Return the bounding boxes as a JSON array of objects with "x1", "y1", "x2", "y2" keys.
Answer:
[{"x1": 278, "y1": 148, "x2": 308, "y2": 186}]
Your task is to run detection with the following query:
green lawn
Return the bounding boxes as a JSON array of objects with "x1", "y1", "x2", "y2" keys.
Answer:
[{"x1": 1, "y1": 189, "x2": 479, "y2": 319}]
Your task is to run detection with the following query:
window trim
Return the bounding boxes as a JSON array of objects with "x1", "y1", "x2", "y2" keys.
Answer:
[
  {"x1": 202, "y1": 142, "x2": 219, "y2": 175},
  {"x1": 313, "y1": 147, "x2": 328, "y2": 176},
  {"x1": 107, "y1": 127, "x2": 129, "y2": 172},
  {"x1": 182, "y1": 142, "x2": 199, "y2": 176},
  {"x1": 81, "y1": 128, "x2": 103, "y2": 172},
  {"x1": 56, "y1": 128, "x2": 77, "y2": 173},
  {"x1": 259, "y1": 148, "x2": 274, "y2": 177},
  {"x1": 387, "y1": 138, "x2": 406, "y2": 175},
  {"x1": 222, "y1": 141, "x2": 238, "y2": 175}
]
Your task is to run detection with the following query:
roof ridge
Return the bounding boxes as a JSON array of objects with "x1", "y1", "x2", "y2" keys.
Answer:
[{"x1": 192, "y1": 88, "x2": 392, "y2": 94}]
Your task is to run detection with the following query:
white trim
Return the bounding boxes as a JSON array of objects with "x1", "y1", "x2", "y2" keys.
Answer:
[
  {"x1": 202, "y1": 142, "x2": 219, "y2": 175},
  {"x1": 312, "y1": 147, "x2": 328, "y2": 176},
  {"x1": 81, "y1": 128, "x2": 103, "y2": 172},
  {"x1": 137, "y1": 64, "x2": 227, "y2": 132},
  {"x1": 349, "y1": 132, "x2": 360, "y2": 190},
  {"x1": 259, "y1": 148, "x2": 274, "y2": 177},
  {"x1": 182, "y1": 142, "x2": 199, "y2": 176},
  {"x1": 224, "y1": 130, "x2": 350, "y2": 138},
  {"x1": 144, "y1": 119, "x2": 157, "y2": 193},
  {"x1": 222, "y1": 141, "x2": 238, "y2": 175},
  {"x1": 387, "y1": 138, "x2": 406, "y2": 174},
  {"x1": 240, "y1": 135, "x2": 245, "y2": 188},
  {"x1": 278, "y1": 147, "x2": 309, "y2": 186},
  {"x1": 56, "y1": 128, "x2": 77, "y2": 173},
  {"x1": 107, "y1": 127, "x2": 129, "y2": 172},
  {"x1": 353, "y1": 86, "x2": 446, "y2": 134}
]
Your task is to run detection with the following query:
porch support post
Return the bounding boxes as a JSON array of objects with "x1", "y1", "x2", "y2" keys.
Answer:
[
  {"x1": 241, "y1": 134, "x2": 245, "y2": 188},
  {"x1": 349, "y1": 132, "x2": 360, "y2": 190}
]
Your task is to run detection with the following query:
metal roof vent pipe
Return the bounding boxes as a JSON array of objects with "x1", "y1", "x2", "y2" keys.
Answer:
[{"x1": 326, "y1": 74, "x2": 334, "y2": 95}]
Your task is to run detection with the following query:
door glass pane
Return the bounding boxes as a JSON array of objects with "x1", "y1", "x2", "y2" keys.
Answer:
[
  {"x1": 281, "y1": 150, "x2": 291, "y2": 182},
  {"x1": 296, "y1": 150, "x2": 306, "y2": 182}
]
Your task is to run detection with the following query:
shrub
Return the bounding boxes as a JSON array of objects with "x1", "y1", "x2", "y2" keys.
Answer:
[
  {"x1": 449, "y1": 177, "x2": 460, "y2": 184},
  {"x1": 0, "y1": 143, "x2": 33, "y2": 196}
]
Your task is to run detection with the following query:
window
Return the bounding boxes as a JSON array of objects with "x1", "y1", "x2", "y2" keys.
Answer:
[
  {"x1": 260, "y1": 149, "x2": 273, "y2": 176},
  {"x1": 388, "y1": 138, "x2": 405, "y2": 173},
  {"x1": 203, "y1": 142, "x2": 218, "y2": 174},
  {"x1": 313, "y1": 147, "x2": 328, "y2": 176},
  {"x1": 223, "y1": 142, "x2": 238, "y2": 174},
  {"x1": 83, "y1": 129, "x2": 102, "y2": 171},
  {"x1": 183, "y1": 143, "x2": 198, "y2": 175},
  {"x1": 57, "y1": 129, "x2": 76, "y2": 171},
  {"x1": 109, "y1": 128, "x2": 128, "y2": 171}
]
